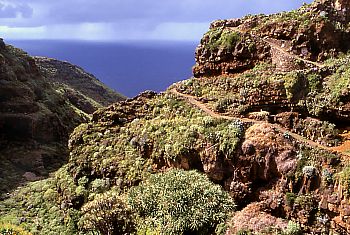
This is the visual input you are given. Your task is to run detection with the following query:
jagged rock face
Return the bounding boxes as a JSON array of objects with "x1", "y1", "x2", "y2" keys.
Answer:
[
  {"x1": 193, "y1": 1, "x2": 350, "y2": 77},
  {"x1": 193, "y1": 26, "x2": 271, "y2": 77},
  {"x1": 183, "y1": 1, "x2": 350, "y2": 123},
  {"x1": 0, "y1": 47, "x2": 80, "y2": 143}
]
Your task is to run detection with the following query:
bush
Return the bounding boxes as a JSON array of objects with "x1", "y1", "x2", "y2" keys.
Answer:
[
  {"x1": 339, "y1": 166, "x2": 350, "y2": 197},
  {"x1": 79, "y1": 191, "x2": 136, "y2": 235},
  {"x1": 128, "y1": 169, "x2": 235, "y2": 235},
  {"x1": 282, "y1": 221, "x2": 302, "y2": 235},
  {"x1": 0, "y1": 224, "x2": 31, "y2": 235},
  {"x1": 206, "y1": 28, "x2": 241, "y2": 51}
]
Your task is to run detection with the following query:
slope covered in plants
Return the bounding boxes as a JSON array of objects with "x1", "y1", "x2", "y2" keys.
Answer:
[
  {"x1": 0, "y1": 42, "x2": 125, "y2": 194},
  {"x1": 1, "y1": 0, "x2": 350, "y2": 234}
]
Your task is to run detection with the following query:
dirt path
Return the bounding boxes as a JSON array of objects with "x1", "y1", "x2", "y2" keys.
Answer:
[
  {"x1": 230, "y1": 27, "x2": 324, "y2": 69},
  {"x1": 332, "y1": 132, "x2": 350, "y2": 154},
  {"x1": 170, "y1": 88, "x2": 348, "y2": 156},
  {"x1": 262, "y1": 38, "x2": 324, "y2": 68}
]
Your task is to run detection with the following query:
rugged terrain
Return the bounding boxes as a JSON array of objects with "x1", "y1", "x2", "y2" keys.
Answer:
[
  {"x1": 0, "y1": 43, "x2": 125, "y2": 194},
  {"x1": 1, "y1": 0, "x2": 350, "y2": 234},
  {"x1": 34, "y1": 57, "x2": 125, "y2": 115}
]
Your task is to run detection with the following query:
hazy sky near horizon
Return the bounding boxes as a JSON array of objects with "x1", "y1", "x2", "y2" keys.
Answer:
[{"x1": 0, "y1": 0, "x2": 313, "y2": 41}]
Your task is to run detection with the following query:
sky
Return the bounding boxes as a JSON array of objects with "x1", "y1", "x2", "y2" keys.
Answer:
[{"x1": 0, "y1": 0, "x2": 313, "y2": 41}]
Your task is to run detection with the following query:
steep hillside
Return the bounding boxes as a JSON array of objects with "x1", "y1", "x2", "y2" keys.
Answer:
[
  {"x1": 0, "y1": 42, "x2": 125, "y2": 194},
  {"x1": 1, "y1": 0, "x2": 350, "y2": 234},
  {"x1": 34, "y1": 57, "x2": 126, "y2": 114}
]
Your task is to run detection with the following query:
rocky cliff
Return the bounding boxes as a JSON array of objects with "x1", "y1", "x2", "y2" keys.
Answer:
[
  {"x1": 0, "y1": 43, "x2": 125, "y2": 194},
  {"x1": 1, "y1": 0, "x2": 350, "y2": 234}
]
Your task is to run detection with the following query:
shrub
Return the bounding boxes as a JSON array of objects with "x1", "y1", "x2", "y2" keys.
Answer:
[
  {"x1": 79, "y1": 191, "x2": 136, "y2": 235},
  {"x1": 215, "y1": 98, "x2": 233, "y2": 112},
  {"x1": 282, "y1": 221, "x2": 302, "y2": 235},
  {"x1": 128, "y1": 169, "x2": 235, "y2": 235},
  {"x1": 0, "y1": 224, "x2": 32, "y2": 235},
  {"x1": 339, "y1": 166, "x2": 350, "y2": 197},
  {"x1": 282, "y1": 72, "x2": 301, "y2": 100},
  {"x1": 285, "y1": 192, "x2": 297, "y2": 207},
  {"x1": 306, "y1": 73, "x2": 321, "y2": 93},
  {"x1": 206, "y1": 28, "x2": 241, "y2": 51},
  {"x1": 218, "y1": 31, "x2": 241, "y2": 50},
  {"x1": 302, "y1": 166, "x2": 317, "y2": 178}
]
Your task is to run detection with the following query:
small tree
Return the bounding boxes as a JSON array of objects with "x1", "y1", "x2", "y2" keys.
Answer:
[
  {"x1": 79, "y1": 191, "x2": 135, "y2": 235},
  {"x1": 128, "y1": 169, "x2": 235, "y2": 235}
]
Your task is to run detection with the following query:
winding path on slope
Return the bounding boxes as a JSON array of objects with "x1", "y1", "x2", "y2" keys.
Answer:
[
  {"x1": 262, "y1": 38, "x2": 324, "y2": 68},
  {"x1": 170, "y1": 88, "x2": 349, "y2": 156},
  {"x1": 230, "y1": 27, "x2": 324, "y2": 69},
  {"x1": 332, "y1": 132, "x2": 350, "y2": 154}
]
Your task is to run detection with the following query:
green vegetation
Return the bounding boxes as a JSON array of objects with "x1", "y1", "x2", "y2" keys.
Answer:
[
  {"x1": 306, "y1": 73, "x2": 322, "y2": 93},
  {"x1": 292, "y1": 148, "x2": 339, "y2": 181},
  {"x1": 282, "y1": 221, "x2": 302, "y2": 235},
  {"x1": 128, "y1": 169, "x2": 235, "y2": 235},
  {"x1": 0, "y1": 224, "x2": 32, "y2": 235},
  {"x1": 339, "y1": 166, "x2": 350, "y2": 197},
  {"x1": 306, "y1": 56, "x2": 350, "y2": 115},
  {"x1": 249, "y1": 1, "x2": 333, "y2": 36},
  {"x1": 0, "y1": 93, "x2": 243, "y2": 234},
  {"x1": 205, "y1": 28, "x2": 241, "y2": 51},
  {"x1": 79, "y1": 191, "x2": 135, "y2": 235},
  {"x1": 0, "y1": 176, "x2": 80, "y2": 234},
  {"x1": 285, "y1": 192, "x2": 297, "y2": 207},
  {"x1": 326, "y1": 62, "x2": 350, "y2": 104},
  {"x1": 282, "y1": 72, "x2": 301, "y2": 101},
  {"x1": 2, "y1": 1, "x2": 350, "y2": 234}
]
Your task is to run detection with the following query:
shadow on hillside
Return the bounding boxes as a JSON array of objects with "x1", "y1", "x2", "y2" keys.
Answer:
[{"x1": 0, "y1": 141, "x2": 69, "y2": 198}]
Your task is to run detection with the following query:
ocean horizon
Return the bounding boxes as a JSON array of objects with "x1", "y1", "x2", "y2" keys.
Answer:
[{"x1": 8, "y1": 39, "x2": 198, "y2": 97}]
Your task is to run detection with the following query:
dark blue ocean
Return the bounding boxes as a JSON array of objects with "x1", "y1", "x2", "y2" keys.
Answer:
[{"x1": 8, "y1": 40, "x2": 198, "y2": 97}]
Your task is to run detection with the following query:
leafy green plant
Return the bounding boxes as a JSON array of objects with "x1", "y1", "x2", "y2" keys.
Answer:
[
  {"x1": 236, "y1": 229, "x2": 252, "y2": 235},
  {"x1": 339, "y1": 166, "x2": 350, "y2": 197},
  {"x1": 285, "y1": 192, "x2": 297, "y2": 207},
  {"x1": 282, "y1": 221, "x2": 302, "y2": 235},
  {"x1": 128, "y1": 169, "x2": 235, "y2": 235},
  {"x1": 306, "y1": 73, "x2": 322, "y2": 93},
  {"x1": 79, "y1": 191, "x2": 136, "y2": 235},
  {"x1": 206, "y1": 28, "x2": 241, "y2": 51},
  {"x1": 0, "y1": 224, "x2": 32, "y2": 235},
  {"x1": 282, "y1": 72, "x2": 301, "y2": 100}
]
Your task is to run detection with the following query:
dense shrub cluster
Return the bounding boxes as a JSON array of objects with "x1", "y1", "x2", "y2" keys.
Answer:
[
  {"x1": 79, "y1": 192, "x2": 135, "y2": 235},
  {"x1": 204, "y1": 28, "x2": 241, "y2": 51},
  {"x1": 128, "y1": 169, "x2": 235, "y2": 235}
]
